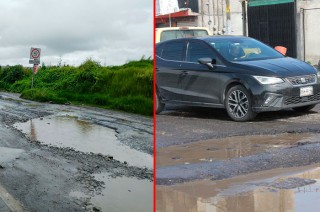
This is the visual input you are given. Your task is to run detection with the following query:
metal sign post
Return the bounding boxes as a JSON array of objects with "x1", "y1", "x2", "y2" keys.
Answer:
[{"x1": 29, "y1": 47, "x2": 41, "y2": 89}]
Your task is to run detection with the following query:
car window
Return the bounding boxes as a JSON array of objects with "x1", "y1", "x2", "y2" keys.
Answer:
[
  {"x1": 160, "y1": 30, "x2": 208, "y2": 42},
  {"x1": 207, "y1": 38, "x2": 284, "y2": 61},
  {"x1": 186, "y1": 41, "x2": 216, "y2": 63},
  {"x1": 156, "y1": 44, "x2": 163, "y2": 57},
  {"x1": 162, "y1": 41, "x2": 185, "y2": 61}
]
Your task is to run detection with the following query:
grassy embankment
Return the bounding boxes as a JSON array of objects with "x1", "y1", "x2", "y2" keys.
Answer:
[{"x1": 0, "y1": 59, "x2": 153, "y2": 116}]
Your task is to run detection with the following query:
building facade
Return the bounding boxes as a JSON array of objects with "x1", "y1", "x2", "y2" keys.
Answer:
[
  {"x1": 156, "y1": 0, "x2": 320, "y2": 65},
  {"x1": 156, "y1": 0, "x2": 244, "y2": 35},
  {"x1": 247, "y1": 0, "x2": 320, "y2": 64}
]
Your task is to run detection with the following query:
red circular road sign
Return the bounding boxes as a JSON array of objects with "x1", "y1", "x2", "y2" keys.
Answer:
[{"x1": 30, "y1": 48, "x2": 41, "y2": 59}]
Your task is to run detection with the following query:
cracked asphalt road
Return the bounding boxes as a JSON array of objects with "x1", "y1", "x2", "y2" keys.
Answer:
[
  {"x1": 0, "y1": 92, "x2": 153, "y2": 211},
  {"x1": 156, "y1": 103, "x2": 320, "y2": 185}
]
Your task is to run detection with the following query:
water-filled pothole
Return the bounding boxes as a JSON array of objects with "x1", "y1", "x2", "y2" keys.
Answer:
[
  {"x1": 92, "y1": 173, "x2": 152, "y2": 212},
  {"x1": 14, "y1": 116, "x2": 152, "y2": 168},
  {"x1": 157, "y1": 133, "x2": 320, "y2": 167},
  {"x1": 157, "y1": 166, "x2": 320, "y2": 212},
  {"x1": 0, "y1": 147, "x2": 24, "y2": 164},
  {"x1": 70, "y1": 173, "x2": 152, "y2": 212}
]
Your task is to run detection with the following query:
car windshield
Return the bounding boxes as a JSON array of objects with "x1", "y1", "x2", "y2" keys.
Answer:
[
  {"x1": 206, "y1": 37, "x2": 284, "y2": 62},
  {"x1": 160, "y1": 30, "x2": 208, "y2": 42}
]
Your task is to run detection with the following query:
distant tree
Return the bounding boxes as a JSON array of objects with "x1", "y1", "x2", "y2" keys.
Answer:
[{"x1": 42, "y1": 62, "x2": 47, "y2": 70}]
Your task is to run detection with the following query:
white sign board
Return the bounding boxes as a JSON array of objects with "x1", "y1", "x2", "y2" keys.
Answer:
[
  {"x1": 158, "y1": 0, "x2": 179, "y2": 15},
  {"x1": 30, "y1": 48, "x2": 41, "y2": 60}
]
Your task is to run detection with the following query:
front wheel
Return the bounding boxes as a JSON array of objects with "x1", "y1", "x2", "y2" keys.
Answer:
[
  {"x1": 292, "y1": 104, "x2": 316, "y2": 112},
  {"x1": 225, "y1": 85, "x2": 257, "y2": 122}
]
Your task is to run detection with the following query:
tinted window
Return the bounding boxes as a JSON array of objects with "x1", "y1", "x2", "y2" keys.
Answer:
[
  {"x1": 162, "y1": 41, "x2": 185, "y2": 61},
  {"x1": 186, "y1": 41, "x2": 216, "y2": 63},
  {"x1": 206, "y1": 37, "x2": 284, "y2": 61},
  {"x1": 156, "y1": 44, "x2": 163, "y2": 57}
]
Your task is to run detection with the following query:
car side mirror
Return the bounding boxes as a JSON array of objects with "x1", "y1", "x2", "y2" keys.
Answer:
[{"x1": 198, "y1": 57, "x2": 216, "y2": 69}]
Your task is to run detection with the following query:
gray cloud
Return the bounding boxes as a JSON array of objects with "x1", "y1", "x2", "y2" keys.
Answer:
[{"x1": 0, "y1": 0, "x2": 152, "y2": 66}]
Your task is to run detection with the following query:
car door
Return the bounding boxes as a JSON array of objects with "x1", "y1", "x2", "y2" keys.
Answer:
[
  {"x1": 156, "y1": 40, "x2": 187, "y2": 101},
  {"x1": 179, "y1": 40, "x2": 223, "y2": 105}
]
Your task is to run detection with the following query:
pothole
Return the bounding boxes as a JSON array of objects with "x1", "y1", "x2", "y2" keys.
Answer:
[
  {"x1": 157, "y1": 133, "x2": 320, "y2": 167},
  {"x1": 14, "y1": 116, "x2": 152, "y2": 168},
  {"x1": 0, "y1": 147, "x2": 24, "y2": 165},
  {"x1": 157, "y1": 166, "x2": 320, "y2": 212},
  {"x1": 70, "y1": 173, "x2": 152, "y2": 212}
]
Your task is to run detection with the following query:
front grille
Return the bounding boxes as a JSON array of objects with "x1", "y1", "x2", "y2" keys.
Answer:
[
  {"x1": 284, "y1": 92, "x2": 320, "y2": 105},
  {"x1": 286, "y1": 74, "x2": 316, "y2": 86}
]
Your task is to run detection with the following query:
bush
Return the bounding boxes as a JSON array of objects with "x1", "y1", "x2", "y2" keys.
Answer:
[
  {"x1": 0, "y1": 58, "x2": 153, "y2": 116},
  {"x1": 1, "y1": 65, "x2": 25, "y2": 84}
]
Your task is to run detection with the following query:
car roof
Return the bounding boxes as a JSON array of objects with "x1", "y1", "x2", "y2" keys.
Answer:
[
  {"x1": 156, "y1": 35, "x2": 252, "y2": 45},
  {"x1": 156, "y1": 27, "x2": 210, "y2": 31}
]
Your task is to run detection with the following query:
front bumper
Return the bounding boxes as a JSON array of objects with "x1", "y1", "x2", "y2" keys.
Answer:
[{"x1": 251, "y1": 81, "x2": 320, "y2": 112}]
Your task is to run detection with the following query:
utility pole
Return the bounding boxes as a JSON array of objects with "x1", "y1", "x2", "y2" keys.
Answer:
[
  {"x1": 216, "y1": 0, "x2": 220, "y2": 34},
  {"x1": 241, "y1": 0, "x2": 247, "y2": 36},
  {"x1": 207, "y1": 2, "x2": 212, "y2": 27},
  {"x1": 226, "y1": 0, "x2": 231, "y2": 34}
]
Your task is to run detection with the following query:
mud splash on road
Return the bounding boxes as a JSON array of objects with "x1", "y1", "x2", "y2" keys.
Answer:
[
  {"x1": 14, "y1": 116, "x2": 152, "y2": 168},
  {"x1": 157, "y1": 133, "x2": 319, "y2": 167},
  {"x1": 157, "y1": 165, "x2": 320, "y2": 212}
]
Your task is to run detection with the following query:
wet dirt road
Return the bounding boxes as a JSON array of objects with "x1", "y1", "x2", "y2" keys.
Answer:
[
  {"x1": 0, "y1": 92, "x2": 153, "y2": 212},
  {"x1": 156, "y1": 104, "x2": 320, "y2": 211}
]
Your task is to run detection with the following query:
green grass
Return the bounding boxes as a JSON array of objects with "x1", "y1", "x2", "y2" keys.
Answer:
[{"x1": 0, "y1": 59, "x2": 153, "y2": 116}]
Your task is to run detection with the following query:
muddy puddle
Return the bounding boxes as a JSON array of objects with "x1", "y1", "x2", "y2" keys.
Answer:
[
  {"x1": 157, "y1": 165, "x2": 320, "y2": 212},
  {"x1": 70, "y1": 173, "x2": 152, "y2": 212},
  {"x1": 157, "y1": 133, "x2": 320, "y2": 167},
  {"x1": 14, "y1": 116, "x2": 152, "y2": 168},
  {"x1": 0, "y1": 147, "x2": 24, "y2": 164}
]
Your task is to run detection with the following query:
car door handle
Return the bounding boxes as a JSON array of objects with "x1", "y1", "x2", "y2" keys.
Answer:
[{"x1": 156, "y1": 67, "x2": 160, "y2": 72}]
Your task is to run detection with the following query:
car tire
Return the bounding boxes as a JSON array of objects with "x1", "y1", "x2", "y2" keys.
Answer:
[
  {"x1": 225, "y1": 85, "x2": 257, "y2": 122},
  {"x1": 156, "y1": 90, "x2": 165, "y2": 114},
  {"x1": 292, "y1": 104, "x2": 316, "y2": 112}
]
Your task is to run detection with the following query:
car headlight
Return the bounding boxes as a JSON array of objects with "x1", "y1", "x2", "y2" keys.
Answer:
[
  {"x1": 312, "y1": 67, "x2": 320, "y2": 83},
  {"x1": 314, "y1": 67, "x2": 320, "y2": 78},
  {"x1": 253, "y1": 76, "x2": 284, "y2": 85}
]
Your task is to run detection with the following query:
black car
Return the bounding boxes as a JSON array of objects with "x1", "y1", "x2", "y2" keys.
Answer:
[{"x1": 156, "y1": 36, "x2": 320, "y2": 121}]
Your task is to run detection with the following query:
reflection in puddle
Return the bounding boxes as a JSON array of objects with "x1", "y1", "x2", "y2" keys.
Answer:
[
  {"x1": 14, "y1": 116, "x2": 152, "y2": 168},
  {"x1": 70, "y1": 173, "x2": 152, "y2": 212},
  {"x1": 157, "y1": 133, "x2": 319, "y2": 167},
  {"x1": 157, "y1": 166, "x2": 320, "y2": 212}
]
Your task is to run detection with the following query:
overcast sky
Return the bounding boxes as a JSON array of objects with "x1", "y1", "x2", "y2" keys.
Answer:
[{"x1": 0, "y1": 0, "x2": 152, "y2": 67}]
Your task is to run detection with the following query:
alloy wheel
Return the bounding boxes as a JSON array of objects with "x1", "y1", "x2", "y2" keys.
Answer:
[{"x1": 227, "y1": 90, "x2": 249, "y2": 118}]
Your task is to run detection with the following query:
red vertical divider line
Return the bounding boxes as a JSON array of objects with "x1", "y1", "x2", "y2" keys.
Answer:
[{"x1": 153, "y1": 0, "x2": 157, "y2": 211}]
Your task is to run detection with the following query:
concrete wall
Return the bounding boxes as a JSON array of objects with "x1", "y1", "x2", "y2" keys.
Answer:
[
  {"x1": 196, "y1": 0, "x2": 244, "y2": 35},
  {"x1": 296, "y1": 0, "x2": 320, "y2": 65},
  {"x1": 229, "y1": 1, "x2": 244, "y2": 35},
  {"x1": 156, "y1": 0, "x2": 244, "y2": 35}
]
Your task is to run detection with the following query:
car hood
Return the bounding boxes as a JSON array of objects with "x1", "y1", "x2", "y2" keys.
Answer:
[{"x1": 234, "y1": 57, "x2": 316, "y2": 77}]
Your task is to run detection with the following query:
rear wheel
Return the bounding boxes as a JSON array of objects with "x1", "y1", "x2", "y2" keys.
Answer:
[
  {"x1": 225, "y1": 85, "x2": 256, "y2": 121},
  {"x1": 156, "y1": 90, "x2": 165, "y2": 114},
  {"x1": 292, "y1": 104, "x2": 316, "y2": 112}
]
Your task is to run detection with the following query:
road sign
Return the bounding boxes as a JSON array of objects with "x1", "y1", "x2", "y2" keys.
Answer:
[
  {"x1": 33, "y1": 64, "x2": 39, "y2": 74},
  {"x1": 30, "y1": 48, "x2": 41, "y2": 60},
  {"x1": 29, "y1": 59, "x2": 40, "y2": 64}
]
